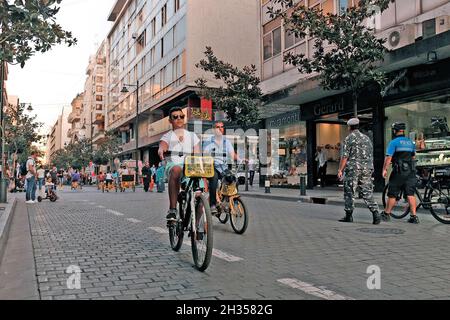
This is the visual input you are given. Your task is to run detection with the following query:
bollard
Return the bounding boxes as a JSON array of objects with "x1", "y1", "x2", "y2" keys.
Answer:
[
  {"x1": 265, "y1": 177, "x2": 271, "y2": 193},
  {"x1": 300, "y1": 174, "x2": 306, "y2": 196},
  {"x1": 0, "y1": 178, "x2": 8, "y2": 203}
]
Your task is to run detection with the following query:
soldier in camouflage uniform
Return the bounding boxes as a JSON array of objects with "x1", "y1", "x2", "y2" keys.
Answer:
[{"x1": 337, "y1": 118, "x2": 381, "y2": 225}]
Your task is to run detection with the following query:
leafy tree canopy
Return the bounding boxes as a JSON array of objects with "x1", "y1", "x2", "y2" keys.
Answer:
[
  {"x1": 0, "y1": 0, "x2": 77, "y2": 67},
  {"x1": 195, "y1": 46, "x2": 262, "y2": 127}
]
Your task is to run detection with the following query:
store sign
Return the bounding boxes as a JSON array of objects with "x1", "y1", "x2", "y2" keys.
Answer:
[
  {"x1": 267, "y1": 110, "x2": 301, "y2": 129},
  {"x1": 188, "y1": 107, "x2": 213, "y2": 121},
  {"x1": 312, "y1": 98, "x2": 344, "y2": 117}
]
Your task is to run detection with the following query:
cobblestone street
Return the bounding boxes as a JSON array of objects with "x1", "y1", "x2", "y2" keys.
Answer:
[{"x1": 1, "y1": 186, "x2": 450, "y2": 300}]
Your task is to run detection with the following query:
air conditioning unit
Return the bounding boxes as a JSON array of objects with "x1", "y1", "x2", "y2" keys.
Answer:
[
  {"x1": 380, "y1": 24, "x2": 416, "y2": 51},
  {"x1": 436, "y1": 15, "x2": 450, "y2": 35}
]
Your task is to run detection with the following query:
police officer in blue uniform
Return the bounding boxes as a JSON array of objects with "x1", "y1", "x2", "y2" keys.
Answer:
[{"x1": 381, "y1": 122, "x2": 419, "y2": 224}]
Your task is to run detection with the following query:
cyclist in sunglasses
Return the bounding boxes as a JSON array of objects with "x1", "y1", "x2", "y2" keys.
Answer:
[
  {"x1": 203, "y1": 121, "x2": 240, "y2": 215},
  {"x1": 158, "y1": 107, "x2": 200, "y2": 221}
]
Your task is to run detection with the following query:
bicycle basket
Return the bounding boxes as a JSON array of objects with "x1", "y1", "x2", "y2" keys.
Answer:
[
  {"x1": 221, "y1": 182, "x2": 238, "y2": 196},
  {"x1": 184, "y1": 156, "x2": 214, "y2": 178}
]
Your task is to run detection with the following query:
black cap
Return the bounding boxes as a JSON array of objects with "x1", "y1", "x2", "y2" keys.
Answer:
[{"x1": 391, "y1": 122, "x2": 406, "y2": 131}]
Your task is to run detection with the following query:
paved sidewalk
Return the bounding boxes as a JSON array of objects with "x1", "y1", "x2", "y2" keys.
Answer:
[
  {"x1": 240, "y1": 185, "x2": 384, "y2": 208},
  {"x1": 0, "y1": 196, "x2": 39, "y2": 300}
]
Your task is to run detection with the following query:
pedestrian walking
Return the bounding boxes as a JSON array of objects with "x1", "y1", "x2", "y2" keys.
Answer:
[
  {"x1": 315, "y1": 146, "x2": 327, "y2": 188},
  {"x1": 37, "y1": 165, "x2": 46, "y2": 195},
  {"x1": 381, "y1": 122, "x2": 419, "y2": 224},
  {"x1": 142, "y1": 161, "x2": 151, "y2": 192},
  {"x1": 248, "y1": 158, "x2": 256, "y2": 187},
  {"x1": 156, "y1": 162, "x2": 165, "y2": 193},
  {"x1": 25, "y1": 151, "x2": 38, "y2": 204},
  {"x1": 337, "y1": 118, "x2": 381, "y2": 224}
]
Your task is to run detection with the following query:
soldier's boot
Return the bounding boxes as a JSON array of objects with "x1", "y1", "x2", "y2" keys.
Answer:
[
  {"x1": 339, "y1": 210, "x2": 353, "y2": 223},
  {"x1": 372, "y1": 211, "x2": 381, "y2": 225}
]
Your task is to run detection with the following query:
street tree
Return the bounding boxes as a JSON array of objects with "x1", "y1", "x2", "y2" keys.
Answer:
[
  {"x1": 195, "y1": 46, "x2": 262, "y2": 127},
  {"x1": 92, "y1": 130, "x2": 122, "y2": 166},
  {"x1": 3, "y1": 102, "x2": 43, "y2": 165},
  {"x1": 0, "y1": 0, "x2": 77, "y2": 67},
  {"x1": 267, "y1": 0, "x2": 394, "y2": 116}
]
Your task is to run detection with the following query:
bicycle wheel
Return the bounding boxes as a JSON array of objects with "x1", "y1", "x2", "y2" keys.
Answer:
[
  {"x1": 169, "y1": 199, "x2": 185, "y2": 251},
  {"x1": 426, "y1": 185, "x2": 450, "y2": 224},
  {"x1": 230, "y1": 197, "x2": 249, "y2": 234},
  {"x1": 382, "y1": 183, "x2": 410, "y2": 219},
  {"x1": 191, "y1": 194, "x2": 213, "y2": 272}
]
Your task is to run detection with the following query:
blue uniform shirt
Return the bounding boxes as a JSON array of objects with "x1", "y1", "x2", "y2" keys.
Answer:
[{"x1": 386, "y1": 136, "x2": 416, "y2": 163}]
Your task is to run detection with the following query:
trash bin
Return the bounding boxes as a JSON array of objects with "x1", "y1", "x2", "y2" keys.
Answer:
[{"x1": 0, "y1": 178, "x2": 8, "y2": 203}]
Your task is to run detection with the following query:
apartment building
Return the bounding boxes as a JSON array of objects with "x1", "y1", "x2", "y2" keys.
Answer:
[
  {"x1": 67, "y1": 93, "x2": 85, "y2": 144},
  {"x1": 48, "y1": 106, "x2": 71, "y2": 160},
  {"x1": 106, "y1": 0, "x2": 260, "y2": 164},
  {"x1": 260, "y1": 0, "x2": 450, "y2": 190},
  {"x1": 82, "y1": 41, "x2": 108, "y2": 150}
]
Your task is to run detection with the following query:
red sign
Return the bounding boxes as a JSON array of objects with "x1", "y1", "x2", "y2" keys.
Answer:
[{"x1": 200, "y1": 98, "x2": 213, "y2": 119}]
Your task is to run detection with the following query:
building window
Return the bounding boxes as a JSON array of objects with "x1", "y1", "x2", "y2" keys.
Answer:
[
  {"x1": 96, "y1": 85, "x2": 103, "y2": 92},
  {"x1": 263, "y1": 27, "x2": 281, "y2": 60},
  {"x1": 284, "y1": 29, "x2": 305, "y2": 50},
  {"x1": 151, "y1": 17, "x2": 156, "y2": 37},
  {"x1": 161, "y1": 4, "x2": 167, "y2": 27},
  {"x1": 96, "y1": 104, "x2": 103, "y2": 110},
  {"x1": 96, "y1": 95, "x2": 103, "y2": 102},
  {"x1": 174, "y1": 0, "x2": 180, "y2": 13},
  {"x1": 339, "y1": 0, "x2": 349, "y2": 14},
  {"x1": 136, "y1": 31, "x2": 146, "y2": 55},
  {"x1": 96, "y1": 76, "x2": 103, "y2": 83}
]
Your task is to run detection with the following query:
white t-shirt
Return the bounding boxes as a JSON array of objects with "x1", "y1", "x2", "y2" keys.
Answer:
[
  {"x1": 160, "y1": 129, "x2": 200, "y2": 165},
  {"x1": 37, "y1": 168, "x2": 46, "y2": 179},
  {"x1": 26, "y1": 158, "x2": 35, "y2": 179},
  {"x1": 106, "y1": 173, "x2": 113, "y2": 180}
]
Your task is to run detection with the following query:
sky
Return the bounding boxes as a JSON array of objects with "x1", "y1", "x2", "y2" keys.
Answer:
[{"x1": 6, "y1": 0, "x2": 117, "y2": 135}]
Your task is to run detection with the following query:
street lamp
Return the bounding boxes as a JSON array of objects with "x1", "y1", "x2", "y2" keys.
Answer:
[{"x1": 121, "y1": 80, "x2": 140, "y2": 184}]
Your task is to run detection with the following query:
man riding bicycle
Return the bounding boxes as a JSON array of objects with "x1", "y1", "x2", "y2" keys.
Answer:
[
  {"x1": 203, "y1": 121, "x2": 240, "y2": 216},
  {"x1": 158, "y1": 107, "x2": 200, "y2": 221}
]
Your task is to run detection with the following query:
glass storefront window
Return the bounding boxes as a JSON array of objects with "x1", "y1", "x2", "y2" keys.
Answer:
[{"x1": 385, "y1": 95, "x2": 450, "y2": 151}]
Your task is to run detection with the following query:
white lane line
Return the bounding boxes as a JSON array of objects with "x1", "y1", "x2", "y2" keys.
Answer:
[
  {"x1": 277, "y1": 278, "x2": 355, "y2": 300},
  {"x1": 89, "y1": 202, "x2": 96, "y2": 205},
  {"x1": 148, "y1": 226, "x2": 243, "y2": 262},
  {"x1": 107, "y1": 209, "x2": 124, "y2": 216},
  {"x1": 127, "y1": 218, "x2": 142, "y2": 223},
  {"x1": 97, "y1": 205, "x2": 105, "y2": 209},
  {"x1": 149, "y1": 227, "x2": 166, "y2": 234}
]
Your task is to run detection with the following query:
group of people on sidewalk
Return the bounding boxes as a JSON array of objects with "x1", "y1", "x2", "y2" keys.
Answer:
[
  {"x1": 337, "y1": 118, "x2": 419, "y2": 224},
  {"x1": 141, "y1": 162, "x2": 165, "y2": 193}
]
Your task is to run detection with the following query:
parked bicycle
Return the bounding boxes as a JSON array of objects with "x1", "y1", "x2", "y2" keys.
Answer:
[
  {"x1": 166, "y1": 151, "x2": 214, "y2": 272},
  {"x1": 215, "y1": 162, "x2": 249, "y2": 234},
  {"x1": 382, "y1": 166, "x2": 450, "y2": 224}
]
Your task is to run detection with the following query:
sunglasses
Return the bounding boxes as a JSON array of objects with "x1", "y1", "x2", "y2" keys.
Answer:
[
  {"x1": 215, "y1": 125, "x2": 224, "y2": 129},
  {"x1": 171, "y1": 114, "x2": 185, "y2": 120}
]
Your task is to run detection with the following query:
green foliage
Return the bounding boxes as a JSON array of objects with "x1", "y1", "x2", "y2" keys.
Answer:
[
  {"x1": 92, "y1": 130, "x2": 122, "y2": 165},
  {"x1": 0, "y1": 0, "x2": 77, "y2": 67},
  {"x1": 195, "y1": 47, "x2": 262, "y2": 127},
  {"x1": 267, "y1": 0, "x2": 394, "y2": 113},
  {"x1": 4, "y1": 102, "x2": 43, "y2": 163},
  {"x1": 51, "y1": 138, "x2": 91, "y2": 169}
]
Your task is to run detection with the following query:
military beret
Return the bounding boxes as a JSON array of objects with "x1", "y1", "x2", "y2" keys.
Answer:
[{"x1": 347, "y1": 118, "x2": 360, "y2": 126}]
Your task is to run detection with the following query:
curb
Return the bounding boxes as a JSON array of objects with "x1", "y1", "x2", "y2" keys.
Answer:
[
  {"x1": 241, "y1": 192, "x2": 382, "y2": 209},
  {"x1": 0, "y1": 197, "x2": 17, "y2": 264}
]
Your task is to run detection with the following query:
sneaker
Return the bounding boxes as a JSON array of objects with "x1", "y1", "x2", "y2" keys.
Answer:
[
  {"x1": 25, "y1": 200, "x2": 34, "y2": 204},
  {"x1": 407, "y1": 215, "x2": 419, "y2": 224},
  {"x1": 210, "y1": 205, "x2": 218, "y2": 216},
  {"x1": 381, "y1": 211, "x2": 391, "y2": 222},
  {"x1": 166, "y1": 209, "x2": 177, "y2": 221},
  {"x1": 338, "y1": 211, "x2": 353, "y2": 223}
]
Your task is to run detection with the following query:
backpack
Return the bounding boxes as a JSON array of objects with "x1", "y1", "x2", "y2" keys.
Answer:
[{"x1": 20, "y1": 161, "x2": 28, "y2": 176}]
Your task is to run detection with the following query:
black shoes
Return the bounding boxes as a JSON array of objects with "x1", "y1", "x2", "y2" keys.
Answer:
[
  {"x1": 166, "y1": 209, "x2": 177, "y2": 221},
  {"x1": 339, "y1": 211, "x2": 353, "y2": 223},
  {"x1": 372, "y1": 211, "x2": 381, "y2": 225},
  {"x1": 407, "y1": 215, "x2": 419, "y2": 224},
  {"x1": 381, "y1": 211, "x2": 391, "y2": 222}
]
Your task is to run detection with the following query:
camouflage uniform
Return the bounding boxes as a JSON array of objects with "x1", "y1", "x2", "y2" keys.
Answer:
[{"x1": 342, "y1": 130, "x2": 379, "y2": 213}]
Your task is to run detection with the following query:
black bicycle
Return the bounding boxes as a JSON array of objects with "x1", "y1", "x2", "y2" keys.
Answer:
[
  {"x1": 166, "y1": 151, "x2": 214, "y2": 272},
  {"x1": 382, "y1": 166, "x2": 450, "y2": 224}
]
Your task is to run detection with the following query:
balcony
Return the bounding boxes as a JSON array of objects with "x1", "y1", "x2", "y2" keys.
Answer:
[
  {"x1": 92, "y1": 113, "x2": 105, "y2": 125},
  {"x1": 92, "y1": 130, "x2": 107, "y2": 144},
  {"x1": 68, "y1": 111, "x2": 81, "y2": 123}
]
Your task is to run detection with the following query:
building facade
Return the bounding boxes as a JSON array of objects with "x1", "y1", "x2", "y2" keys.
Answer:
[
  {"x1": 48, "y1": 106, "x2": 71, "y2": 160},
  {"x1": 105, "y1": 0, "x2": 260, "y2": 165},
  {"x1": 67, "y1": 93, "x2": 85, "y2": 144},
  {"x1": 260, "y1": 0, "x2": 450, "y2": 190}
]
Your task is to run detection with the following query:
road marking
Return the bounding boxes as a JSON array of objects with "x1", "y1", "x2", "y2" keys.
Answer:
[
  {"x1": 127, "y1": 218, "x2": 142, "y2": 223},
  {"x1": 148, "y1": 226, "x2": 243, "y2": 262},
  {"x1": 89, "y1": 202, "x2": 96, "y2": 205},
  {"x1": 149, "y1": 227, "x2": 166, "y2": 234},
  {"x1": 107, "y1": 209, "x2": 124, "y2": 216},
  {"x1": 277, "y1": 278, "x2": 355, "y2": 300},
  {"x1": 97, "y1": 205, "x2": 105, "y2": 209}
]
